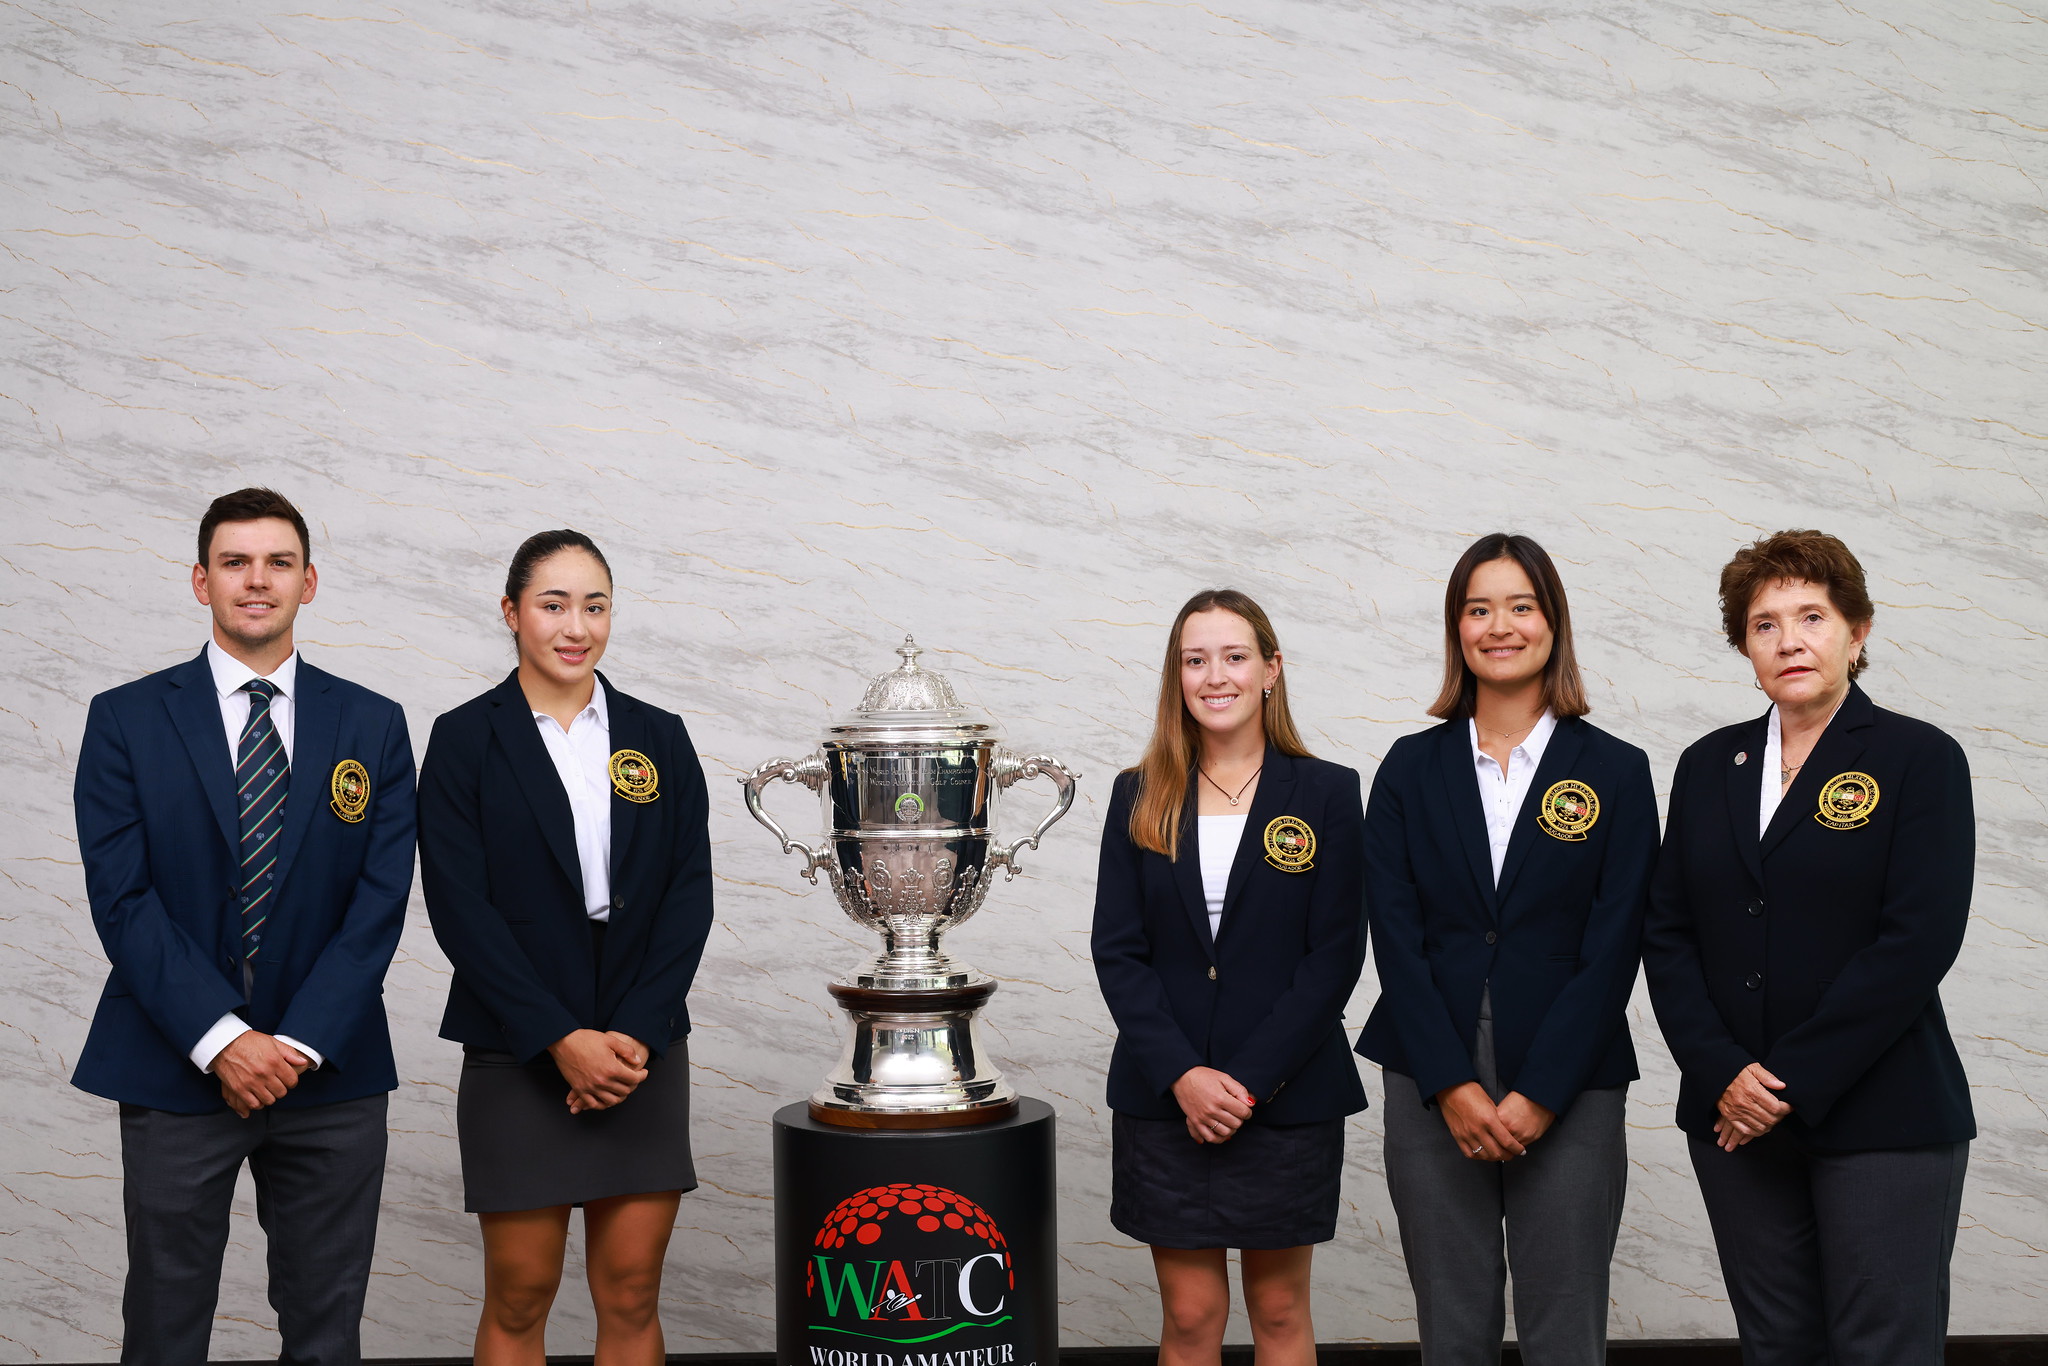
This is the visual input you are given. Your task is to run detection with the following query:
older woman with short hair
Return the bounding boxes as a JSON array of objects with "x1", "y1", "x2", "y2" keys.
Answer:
[{"x1": 1644, "y1": 529, "x2": 1974, "y2": 1366}]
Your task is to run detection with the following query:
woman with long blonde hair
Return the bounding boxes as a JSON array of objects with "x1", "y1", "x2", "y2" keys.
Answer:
[{"x1": 1092, "y1": 589, "x2": 1368, "y2": 1366}]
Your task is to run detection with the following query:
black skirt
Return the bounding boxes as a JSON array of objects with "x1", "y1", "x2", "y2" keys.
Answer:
[
  {"x1": 457, "y1": 1038, "x2": 697, "y2": 1214},
  {"x1": 1111, "y1": 1110, "x2": 1345, "y2": 1250}
]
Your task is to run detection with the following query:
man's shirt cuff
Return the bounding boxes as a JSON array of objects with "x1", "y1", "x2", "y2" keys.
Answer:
[{"x1": 191, "y1": 1014, "x2": 251, "y2": 1073}]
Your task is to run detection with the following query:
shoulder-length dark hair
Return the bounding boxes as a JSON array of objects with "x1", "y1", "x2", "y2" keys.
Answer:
[
  {"x1": 1126, "y1": 589, "x2": 1314, "y2": 860},
  {"x1": 1428, "y1": 533, "x2": 1590, "y2": 721}
]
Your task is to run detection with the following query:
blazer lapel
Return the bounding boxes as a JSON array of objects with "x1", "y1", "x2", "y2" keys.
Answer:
[
  {"x1": 1169, "y1": 770, "x2": 1214, "y2": 957},
  {"x1": 1215, "y1": 747, "x2": 1297, "y2": 941},
  {"x1": 273, "y1": 661, "x2": 338, "y2": 895},
  {"x1": 1494, "y1": 718, "x2": 1589, "y2": 910},
  {"x1": 604, "y1": 675, "x2": 649, "y2": 909},
  {"x1": 1432, "y1": 724, "x2": 1499, "y2": 914},
  {"x1": 485, "y1": 673, "x2": 584, "y2": 893},
  {"x1": 164, "y1": 650, "x2": 238, "y2": 856},
  {"x1": 1761, "y1": 685, "x2": 1874, "y2": 862},
  {"x1": 1723, "y1": 711, "x2": 1769, "y2": 886}
]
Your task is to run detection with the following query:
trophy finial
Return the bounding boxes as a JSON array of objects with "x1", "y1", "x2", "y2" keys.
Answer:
[{"x1": 897, "y1": 635, "x2": 922, "y2": 672}]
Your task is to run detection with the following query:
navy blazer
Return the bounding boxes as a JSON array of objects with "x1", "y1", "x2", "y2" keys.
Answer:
[
  {"x1": 1091, "y1": 748, "x2": 1368, "y2": 1125},
  {"x1": 1354, "y1": 717, "x2": 1655, "y2": 1116},
  {"x1": 1643, "y1": 684, "x2": 1975, "y2": 1149},
  {"x1": 72, "y1": 649, "x2": 416, "y2": 1114},
  {"x1": 418, "y1": 671, "x2": 713, "y2": 1062}
]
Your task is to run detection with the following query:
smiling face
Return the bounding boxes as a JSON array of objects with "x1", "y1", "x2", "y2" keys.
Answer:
[
  {"x1": 501, "y1": 547, "x2": 611, "y2": 689},
  {"x1": 191, "y1": 516, "x2": 316, "y2": 660},
  {"x1": 1458, "y1": 556, "x2": 1554, "y2": 690},
  {"x1": 1743, "y1": 577, "x2": 1869, "y2": 711},
  {"x1": 1179, "y1": 608, "x2": 1278, "y2": 742}
]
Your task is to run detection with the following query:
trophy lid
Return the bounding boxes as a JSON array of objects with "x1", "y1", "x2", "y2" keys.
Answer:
[{"x1": 828, "y1": 635, "x2": 997, "y2": 737}]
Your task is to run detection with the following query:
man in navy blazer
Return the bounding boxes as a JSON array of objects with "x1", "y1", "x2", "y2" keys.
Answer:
[{"x1": 72, "y1": 488, "x2": 416, "y2": 1366}]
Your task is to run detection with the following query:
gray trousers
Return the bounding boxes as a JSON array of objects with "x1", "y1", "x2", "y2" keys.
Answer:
[
  {"x1": 119, "y1": 1093, "x2": 388, "y2": 1366},
  {"x1": 1690, "y1": 1132, "x2": 1967, "y2": 1366},
  {"x1": 1383, "y1": 998, "x2": 1627, "y2": 1366}
]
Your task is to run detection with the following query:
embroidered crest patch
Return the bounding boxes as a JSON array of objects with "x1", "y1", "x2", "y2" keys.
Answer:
[
  {"x1": 1815, "y1": 771, "x2": 1878, "y2": 829},
  {"x1": 609, "y1": 748, "x2": 660, "y2": 803},
  {"x1": 1537, "y1": 779, "x2": 1599, "y2": 841},
  {"x1": 1263, "y1": 816, "x2": 1316, "y2": 872}
]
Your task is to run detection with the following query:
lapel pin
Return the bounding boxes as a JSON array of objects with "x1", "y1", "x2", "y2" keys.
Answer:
[{"x1": 1734, "y1": 752, "x2": 1748, "y2": 766}]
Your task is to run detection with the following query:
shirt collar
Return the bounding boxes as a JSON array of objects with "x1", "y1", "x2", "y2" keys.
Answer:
[
  {"x1": 532, "y1": 676, "x2": 609, "y2": 732},
  {"x1": 1468, "y1": 708, "x2": 1558, "y2": 771},
  {"x1": 206, "y1": 639, "x2": 299, "y2": 700}
]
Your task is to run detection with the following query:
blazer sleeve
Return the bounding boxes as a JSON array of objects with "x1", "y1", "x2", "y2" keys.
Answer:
[
  {"x1": 1511, "y1": 745, "x2": 1655, "y2": 1115},
  {"x1": 273, "y1": 703, "x2": 416, "y2": 1071},
  {"x1": 1217, "y1": 771, "x2": 1368, "y2": 1102},
  {"x1": 1761, "y1": 731, "x2": 1974, "y2": 1125},
  {"x1": 1362, "y1": 749, "x2": 1480, "y2": 1100},
  {"x1": 418, "y1": 714, "x2": 583, "y2": 1061},
  {"x1": 1642, "y1": 748, "x2": 1759, "y2": 1093},
  {"x1": 1090, "y1": 774, "x2": 1204, "y2": 1097},
  {"x1": 608, "y1": 720, "x2": 714, "y2": 1058},
  {"x1": 74, "y1": 696, "x2": 245, "y2": 1056}
]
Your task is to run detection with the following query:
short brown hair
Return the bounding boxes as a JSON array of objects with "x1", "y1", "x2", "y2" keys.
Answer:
[
  {"x1": 1718, "y1": 529, "x2": 1874, "y2": 678},
  {"x1": 197, "y1": 488, "x2": 310, "y2": 566},
  {"x1": 1126, "y1": 589, "x2": 1314, "y2": 859},
  {"x1": 1429, "y1": 533, "x2": 1590, "y2": 721}
]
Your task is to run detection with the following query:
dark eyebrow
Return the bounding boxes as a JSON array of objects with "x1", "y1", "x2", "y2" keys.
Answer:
[{"x1": 1463, "y1": 592, "x2": 1537, "y2": 606}]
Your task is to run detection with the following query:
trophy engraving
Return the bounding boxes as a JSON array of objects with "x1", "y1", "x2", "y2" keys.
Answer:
[{"x1": 742, "y1": 636, "x2": 1078, "y2": 1127}]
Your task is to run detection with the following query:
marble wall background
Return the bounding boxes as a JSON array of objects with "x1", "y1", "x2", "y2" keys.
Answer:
[{"x1": 3, "y1": 0, "x2": 2043, "y2": 1358}]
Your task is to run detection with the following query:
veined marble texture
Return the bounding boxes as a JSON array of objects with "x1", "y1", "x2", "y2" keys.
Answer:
[{"x1": 2, "y1": 0, "x2": 2043, "y2": 1357}]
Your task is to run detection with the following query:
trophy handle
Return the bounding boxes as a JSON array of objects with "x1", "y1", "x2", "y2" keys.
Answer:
[
  {"x1": 989, "y1": 750, "x2": 1080, "y2": 879},
  {"x1": 740, "y1": 753, "x2": 831, "y2": 883}
]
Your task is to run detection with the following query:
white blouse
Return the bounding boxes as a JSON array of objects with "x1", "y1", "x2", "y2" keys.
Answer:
[
  {"x1": 532, "y1": 679, "x2": 614, "y2": 921},
  {"x1": 1197, "y1": 814, "x2": 1248, "y2": 939}
]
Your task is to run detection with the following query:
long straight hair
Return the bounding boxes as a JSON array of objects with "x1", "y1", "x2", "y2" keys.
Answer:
[
  {"x1": 1428, "y1": 533, "x2": 1590, "y2": 721},
  {"x1": 1127, "y1": 589, "x2": 1314, "y2": 859}
]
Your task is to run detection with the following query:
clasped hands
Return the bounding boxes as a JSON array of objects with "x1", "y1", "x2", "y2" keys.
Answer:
[
  {"x1": 549, "y1": 1028, "x2": 651, "y2": 1114},
  {"x1": 215, "y1": 1031, "x2": 313, "y2": 1118},
  {"x1": 1174, "y1": 1066, "x2": 1255, "y2": 1144},
  {"x1": 1713, "y1": 1061, "x2": 1791, "y2": 1151},
  {"x1": 1435, "y1": 1081, "x2": 1554, "y2": 1162}
]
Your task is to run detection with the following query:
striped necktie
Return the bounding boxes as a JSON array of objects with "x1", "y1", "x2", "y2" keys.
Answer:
[{"x1": 236, "y1": 678, "x2": 289, "y2": 961}]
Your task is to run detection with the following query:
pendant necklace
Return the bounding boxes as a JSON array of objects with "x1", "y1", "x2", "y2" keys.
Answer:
[{"x1": 1200, "y1": 765, "x2": 1263, "y2": 807}]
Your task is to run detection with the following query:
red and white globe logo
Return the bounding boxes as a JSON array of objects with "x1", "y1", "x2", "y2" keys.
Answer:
[{"x1": 804, "y1": 1183, "x2": 1016, "y2": 1346}]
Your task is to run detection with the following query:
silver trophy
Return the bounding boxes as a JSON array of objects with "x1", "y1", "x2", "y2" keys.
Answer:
[{"x1": 742, "y1": 637, "x2": 1079, "y2": 1128}]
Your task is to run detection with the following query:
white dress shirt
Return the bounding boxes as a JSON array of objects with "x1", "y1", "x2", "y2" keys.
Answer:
[
  {"x1": 533, "y1": 679, "x2": 614, "y2": 921},
  {"x1": 190, "y1": 642, "x2": 323, "y2": 1074},
  {"x1": 1469, "y1": 710, "x2": 1559, "y2": 885},
  {"x1": 1197, "y1": 813, "x2": 1248, "y2": 939}
]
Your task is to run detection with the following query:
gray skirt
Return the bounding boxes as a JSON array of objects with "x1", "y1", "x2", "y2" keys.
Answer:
[
  {"x1": 457, "y1": 1038, "x2": 696, "y2": 1214},
  {"x1": 1110, "y1": 1110, "x2": 1345, "y2": 1250}
]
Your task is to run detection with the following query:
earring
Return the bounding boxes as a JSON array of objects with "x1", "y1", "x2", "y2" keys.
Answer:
[
  {"x1": 1263, "y1": 688, "x2": 1271, "y2": 699},
  {"x1": 1754, "y1": 680, "x2": 1763, "y2": 690}
]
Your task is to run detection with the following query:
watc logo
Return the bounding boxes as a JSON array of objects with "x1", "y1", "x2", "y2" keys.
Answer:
[{"x1": 805, "y1": 1183, "x2": 1015, "y2": 1348}]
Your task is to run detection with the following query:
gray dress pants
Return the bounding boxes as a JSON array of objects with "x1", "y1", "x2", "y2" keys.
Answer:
[
  {"x1": 119, "y1": 1093, "x2": 387, "y2": 1366},
  {"x1": 1382, "y1": 994, "x2": 1627, "y2": 1366}
]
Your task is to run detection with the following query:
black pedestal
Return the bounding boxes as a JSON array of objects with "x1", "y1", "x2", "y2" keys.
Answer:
[{"x1": 774, "y1": 1098, "x2": 1058, "y2": 1366}]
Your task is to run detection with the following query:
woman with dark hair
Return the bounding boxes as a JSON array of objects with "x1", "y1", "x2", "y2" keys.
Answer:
[
  {"x1": 1353, "y1": 533, "x2": 1656, "y2": 1366},
  {"x1": 418, "y1": 530, "x2": 712, "y2": 1366},
  {"x1": 1091, "y1": 589, "x2": 1367, "y2": 1366},
  {"x1": 1644, "y1": 530, "x2": 1973, "y2": 1366}
]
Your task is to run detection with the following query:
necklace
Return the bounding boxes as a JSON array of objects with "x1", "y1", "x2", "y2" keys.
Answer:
[
  {"x1": 1477, "y1": 718, "x2": 1539, "y2": 744},
  {"x1": 1780, "y1": 759, "x2": 1805, "y2": 784},
  {"x1": 1199, "y1": 765, "x2": 1263, "y2": 807}
]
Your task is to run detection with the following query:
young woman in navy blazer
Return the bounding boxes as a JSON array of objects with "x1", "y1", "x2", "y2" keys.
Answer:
[
  {"x1": 1092, "y1": 589, "x2": 1367, "y2": 1366},
  {"x1": 1354, "y1": 534, "x2": 1657, "y2": 1366},
  {"x1": 1644, "y1": 531, "x2": 1974, "y2": 1366},
  {"x1": 419, "y1": 531, "x2": 713, "y2": 1366}
]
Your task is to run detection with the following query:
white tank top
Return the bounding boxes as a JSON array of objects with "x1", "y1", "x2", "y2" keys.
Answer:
[{"x1": 1197, "y1": 814, "x2": 1248, "y2": 939}]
